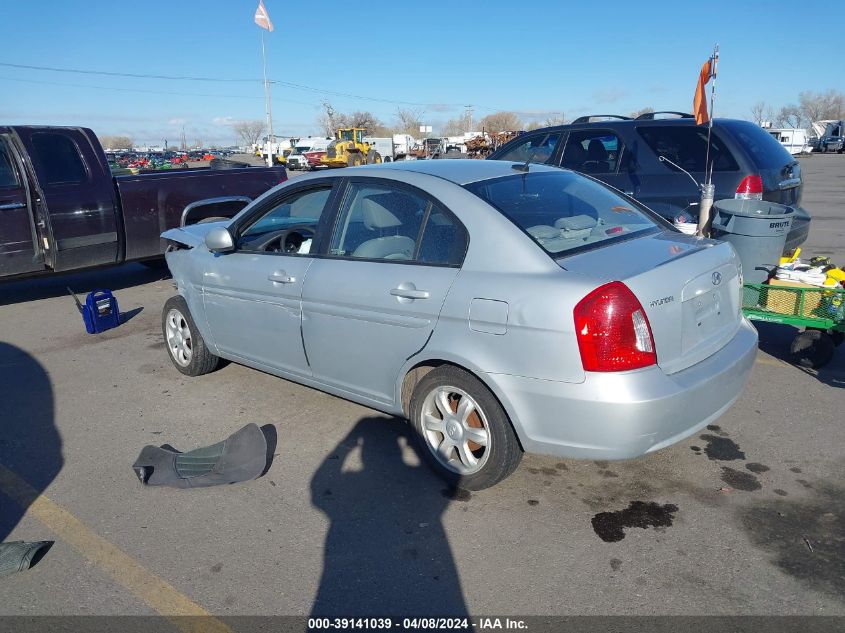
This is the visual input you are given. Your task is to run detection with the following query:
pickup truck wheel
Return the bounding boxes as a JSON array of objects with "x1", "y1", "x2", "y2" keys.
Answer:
[
  {"x1": 409, "y1": 365, "x2": 522, "y2": 490},
  {"x1": 162, "y1": 295, "x2": 219, "y2": 376}
]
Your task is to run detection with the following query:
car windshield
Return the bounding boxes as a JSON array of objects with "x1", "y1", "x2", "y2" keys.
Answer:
[{"x1": 465, "y1": 170, "x2": 662, "y2": 257}]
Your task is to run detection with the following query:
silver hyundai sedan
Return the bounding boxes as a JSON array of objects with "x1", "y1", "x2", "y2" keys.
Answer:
[{"x1": 161, "y1": 160, "x2": 758, "y2": 489}]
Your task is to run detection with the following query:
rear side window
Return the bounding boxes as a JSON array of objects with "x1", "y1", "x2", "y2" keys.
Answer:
[
  {"x1": 638, "y1": 125, "x2": 738, "y2": 172},
  {"x1": 465, "y1": 171, "x2": 660, "y2": 257},
  {"x1": 561, "y1": 130, "x2": 627, "y2": 174},
  {"x1": 720, "y1": 120, "x2": 795, "y2": 170},
  {"x1": 329, "y1": 182, "x2": 466, "y2": 265},
  {"x1": 0, "y1": 140, "x2": 19, "y2": 187},
  {"x1": 31, "y1": 133, "x2": 88, "y2": 185}
]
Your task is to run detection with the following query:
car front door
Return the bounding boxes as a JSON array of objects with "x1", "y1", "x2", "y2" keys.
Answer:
[
  {"x1": 14, "y1": 127, "x2": 120, "y2": 272},
  {"x1": 301, "y1": 179, "x2": 468, "y2": 404},
  {"x1": 0, "y1": 134, "x2": 43, "y2": 278},
  {"x1": 201, "y1": 183, "x2": 336, "y2": 377}
]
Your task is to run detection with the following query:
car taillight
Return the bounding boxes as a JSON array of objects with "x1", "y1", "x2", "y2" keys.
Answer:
[
  {"x1": 735, "y1": 175, "x2": 763, "y2": 200},
  {"x1": 573, "y1": 281, "x2": 657, "y2": 372}
]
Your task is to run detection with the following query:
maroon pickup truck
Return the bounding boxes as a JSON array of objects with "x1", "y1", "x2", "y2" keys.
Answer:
[{"x1": 0, "y1": 125, "x2": 286, "y2": 280}]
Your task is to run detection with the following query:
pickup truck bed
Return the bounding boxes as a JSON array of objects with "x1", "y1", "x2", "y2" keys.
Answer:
[{"x1": 0, "y1": 125, "x2": 285, "y2": 281}]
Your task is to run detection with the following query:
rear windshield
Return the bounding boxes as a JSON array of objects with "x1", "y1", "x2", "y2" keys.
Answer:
[
  {"x1": 637, "y1": 125, "x2": 738, "y2": 172},
  {"x1": 719, "y1": 120, "x2": 795, "y2": 170},
  {"x1": 465, "y1": 171, "x2": 661, "y2": 257}
]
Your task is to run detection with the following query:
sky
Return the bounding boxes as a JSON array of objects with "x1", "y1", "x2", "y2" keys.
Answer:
[{"x1": 0, "y1": 0, "x2": 840, "y2": 146}]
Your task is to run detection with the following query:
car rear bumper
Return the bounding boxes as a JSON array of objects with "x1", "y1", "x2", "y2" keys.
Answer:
[{"x1": 486, "y1": 317, "x2": 758, "y2": 460}]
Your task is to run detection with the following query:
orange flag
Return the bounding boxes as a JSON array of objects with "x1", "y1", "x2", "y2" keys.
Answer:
[
  {"x1": 693, "y1": 58, "x2": 713, "y2": 125},
  {"x1": 254, "y1": 0, "x2": 274, "y2": 32}
]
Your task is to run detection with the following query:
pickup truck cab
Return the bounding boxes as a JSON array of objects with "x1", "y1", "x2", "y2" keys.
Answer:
[{"x1": 0, "y1": 126, "x2": 286, "y2": 281}]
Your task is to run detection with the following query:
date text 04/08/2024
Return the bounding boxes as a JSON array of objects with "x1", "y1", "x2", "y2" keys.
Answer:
[{"x1": 306, "y1": 617, "x2": 528, "y2": 630}]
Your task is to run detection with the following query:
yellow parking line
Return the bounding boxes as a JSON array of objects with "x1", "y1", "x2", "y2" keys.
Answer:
[{"x1": 0, "y1": 464, "x2": 232, "y2": 633}]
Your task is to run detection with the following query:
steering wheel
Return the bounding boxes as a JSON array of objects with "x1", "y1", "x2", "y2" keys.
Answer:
[{"x1": 250, "y1": 224, "x2": 316, "y2": 254}]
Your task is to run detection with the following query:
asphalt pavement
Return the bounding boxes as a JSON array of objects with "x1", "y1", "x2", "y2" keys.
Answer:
[{"x1": 0, "y1": 155, "x2": 843, "y2": 621}]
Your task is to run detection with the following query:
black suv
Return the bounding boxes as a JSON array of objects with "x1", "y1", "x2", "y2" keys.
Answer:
[{"x1": 488, "y1": 113, "x2": 810, "y2": 252}]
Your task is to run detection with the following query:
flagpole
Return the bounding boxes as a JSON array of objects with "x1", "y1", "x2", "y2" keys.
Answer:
[
  {"x1": 260, "y1": 28, "x2": 274, "y2": 167},
  {"x1": 704, "y1": 43, "x2": 719, "y2": 186},
  {"x1": 698, "y1": 43, "x2": 719, "y2": 237}
]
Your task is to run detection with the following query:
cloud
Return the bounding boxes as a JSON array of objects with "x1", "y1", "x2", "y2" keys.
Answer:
[
  {"x1": 592, "y1": 87, "x2": 628, "y2": 104},
  {"x1": 168, "y1": 118, "x2": 187, "y2": 126},
  {"x1": 427, "y1": 104, "x2": 457, "y2": 113},
  {"x1": 212, "y1": 116, "x2": 239, "y2": 126}
]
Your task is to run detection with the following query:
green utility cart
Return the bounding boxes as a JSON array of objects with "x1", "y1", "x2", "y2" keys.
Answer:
[{"x1": 742, "y1": 282, "x2": 845, "y2": 368}]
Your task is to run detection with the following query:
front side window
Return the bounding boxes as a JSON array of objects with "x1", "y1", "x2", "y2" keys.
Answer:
[
  {"x1": 637, "y1": 125, "x2": 738, "y2": 172},
  {"x1": 465, "y1": 171, "x2": 661, "y2": 257},
  {"x1": 495, "y1": 133, "x2": 561, "y2": 165},
  {"x1": 238, "y1": 187, "x2": 332, "y2": 254},
  {"x1": 0, "y1": 140, "x2": 20, "y2": 188},
  {"x1": 328, "y1": 182, "x2": 466, "y2": 265},
  {"x1": 560, "y1": 130, "x2": 625, "y2": 174},
  {"x1": 31, "y1": 133, "x2": 88, "y2": 185}
]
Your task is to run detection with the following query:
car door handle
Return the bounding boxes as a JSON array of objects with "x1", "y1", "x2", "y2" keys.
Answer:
[
  {"x1": 268, "y1": 271, "x2": 296, "y2": 283},
  {"x1": 0, "y1": 202, "x2": 26, "y2": 210},
  {"x1": 390, "y1": 287, "x2": 430, "y2": 300}
]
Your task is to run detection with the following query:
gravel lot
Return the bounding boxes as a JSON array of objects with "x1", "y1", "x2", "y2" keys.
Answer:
[{"x1": 0, "y1": 155, "x2": 843, "y2": 619}]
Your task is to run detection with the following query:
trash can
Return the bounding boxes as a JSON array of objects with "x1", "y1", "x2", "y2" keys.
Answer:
[{"x1": 710, "y1": 199, "x2": 795, "y2": 284}]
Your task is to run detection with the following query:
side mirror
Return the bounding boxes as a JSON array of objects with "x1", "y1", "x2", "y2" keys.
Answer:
[{"x1": 205, "y1": 227, "x2": 235, "y2": 253}]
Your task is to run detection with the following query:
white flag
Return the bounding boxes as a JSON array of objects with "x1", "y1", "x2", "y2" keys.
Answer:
[{"x1": 254, "y1": 0, "x2": 274, "y2": 32}]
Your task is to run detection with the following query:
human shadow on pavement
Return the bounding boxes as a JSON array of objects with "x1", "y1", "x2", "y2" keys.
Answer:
[
  {"x1": 0, "y1": 262, "x2": 168, "y2": 306},
  {"x1": 0, "y1": 342, "x2": 62, "y2": 544},
  {"x1": 310, "y1": 416, "x2": 468, "y2": 617}
]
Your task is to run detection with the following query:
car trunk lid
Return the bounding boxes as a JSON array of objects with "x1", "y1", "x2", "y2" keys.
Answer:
[{"x1": 560, "y1": 231, "x2": 743, "y2": 374}]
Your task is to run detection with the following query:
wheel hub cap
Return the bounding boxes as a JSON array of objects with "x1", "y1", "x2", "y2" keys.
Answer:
[{"x1": 420, "y1": 386, "x2": 491, "y2": 476}]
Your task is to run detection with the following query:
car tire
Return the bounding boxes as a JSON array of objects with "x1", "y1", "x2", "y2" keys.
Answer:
[
  {"x1": 409, "y1": 365, "x2": 522, "y2": 490},
  {"x1": 162, "y1": 295, "x2": 219, "y2": 377},
  {"x1": 790, "y1": 329, "x2": 835, "y2": 369}
]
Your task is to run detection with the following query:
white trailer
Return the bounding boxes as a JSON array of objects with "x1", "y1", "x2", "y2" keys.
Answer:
[
  {"x1": 766, "y1": 128, "x2": 812, "y2": 155},
  {"x1": 363, "y1": 137, "x2": 396, "y2": 162}
]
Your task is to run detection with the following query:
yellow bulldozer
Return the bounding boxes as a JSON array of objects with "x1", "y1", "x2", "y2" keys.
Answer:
[{"x1": 320, "y1": 128, "x2": 382, "y2": 168}]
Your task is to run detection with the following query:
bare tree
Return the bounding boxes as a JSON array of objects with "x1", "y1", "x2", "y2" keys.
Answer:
[
  {"x1": 628, "y1": 107, "x2": 654, "y2": 119},
  {"x1": 440, "y1": 110, "x2": 473, "y2": 136},
  {"x1": 99, "y1": 135, "x2": 133, "y2": 150},
  {"x1": 478, "y1": 111, "x2": 523, "y2": 134},
  {"x1": 317, "y1": 101, "x2": 341, "y2": 136},
  {"x1": 542, "y1": 114, "x2": 566, "y2": 127},
  {"x1": 749, "y1": 102, "x2": 768, "y2": 125},
  {"x1": 776, "y1": 105, "x2": 802, "y2": 128},
  {"x1": 232, "y1": 120, "x2": 265, "y2": 148},
  {"x1": 395, "y1": 107, "x2": 424, "y2": 136},
  {"x1": 799, "y1": 89, "x2": 845, "y2": 124}
]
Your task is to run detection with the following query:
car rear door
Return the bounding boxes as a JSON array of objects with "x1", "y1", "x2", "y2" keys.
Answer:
[
  {"x1": 13, "y1": 127, "x2": 120, "y2": 272},
  {"x1": 201, "y1": 182, "x2": 336, "y2": 377},
  {"x1": 0, "y1": 133, "x2": 44, "y2": 277},
  {"x1": 301, "y1": 178, "x2": 467, "y2": 404}
]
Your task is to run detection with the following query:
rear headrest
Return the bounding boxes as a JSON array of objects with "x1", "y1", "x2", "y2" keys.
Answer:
[
  {"x1": 555, "y1": 214, "x2": 597, "y2": 231},
  {"x1": 362, "y1": 197, "x2": 402, "y2": 229},
  {"x1": 587, "y1": 139, "x2": 608, "y2": 161}
]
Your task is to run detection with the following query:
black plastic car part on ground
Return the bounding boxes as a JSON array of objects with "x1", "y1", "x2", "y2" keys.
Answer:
[{"x1": 487, "y1": 115, "x2": 810, "y2": 253}]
